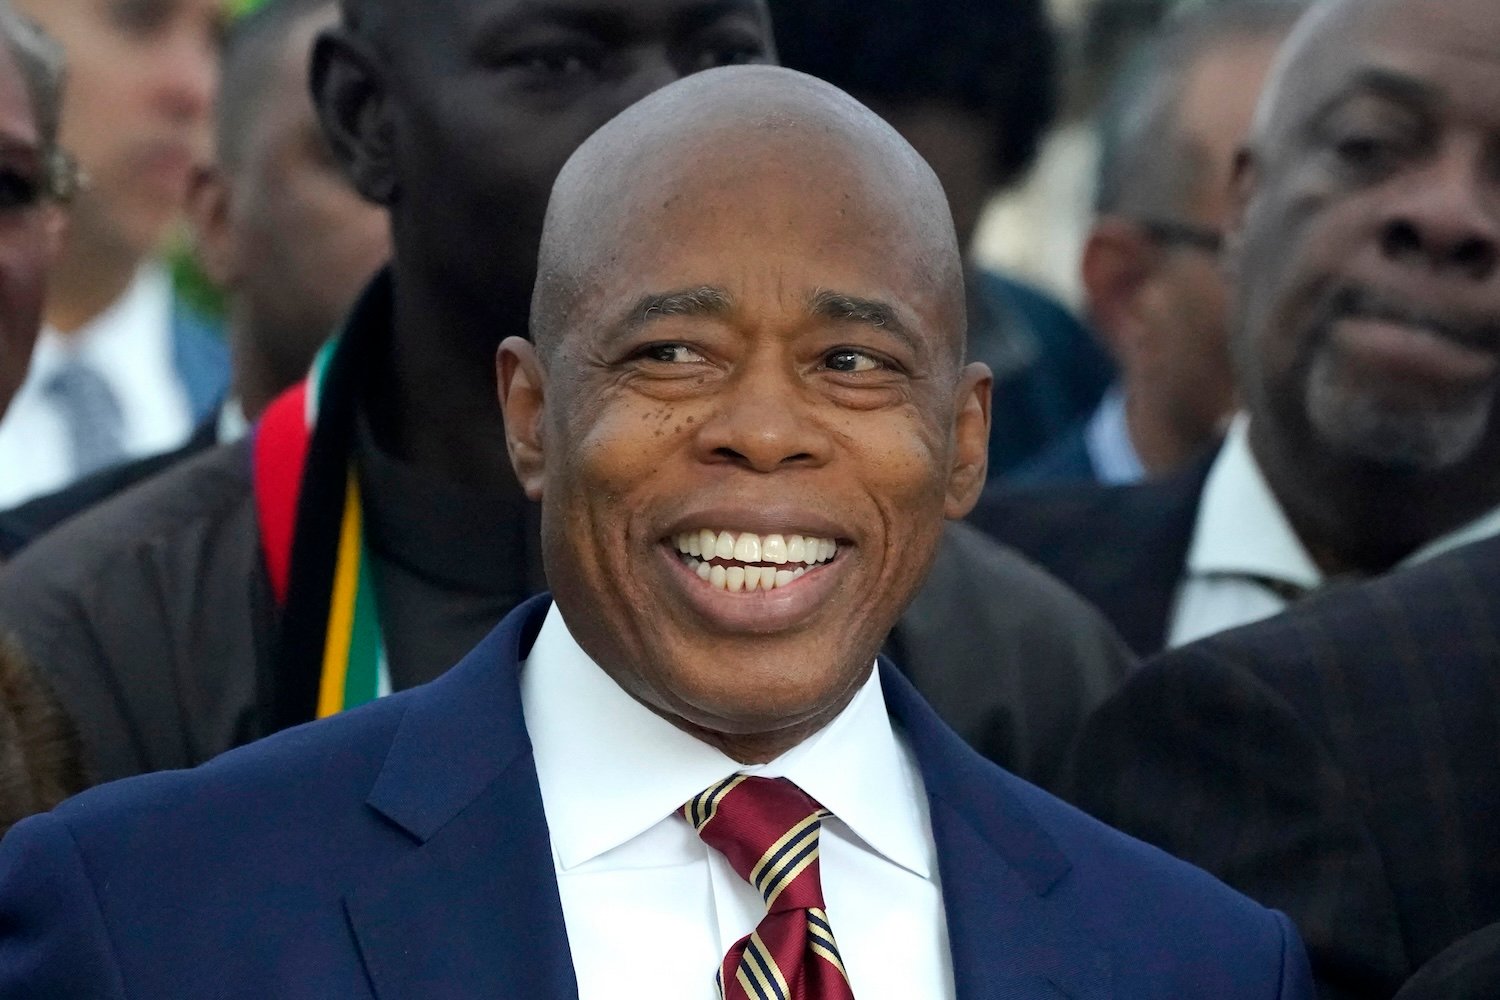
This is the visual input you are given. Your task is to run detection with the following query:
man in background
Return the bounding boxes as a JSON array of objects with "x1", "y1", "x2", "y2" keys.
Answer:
[
  {"x1": 0, "y1": 0, "x2": 388, "y2": 555},
  {"x1": 1063, "y1": 1, "x2": 1500, "y2": 992},
  {"x1": 0, "y1": 0, "x2": 227, "y2": 507},
  {"x1": 972, "y1": 0, "x2": 1500, "y2": 656},
  {"x1": 770, "y1": 0, "x2": 1115, "y2": 478},
  {"x1": 1016, "y1": 1, "x2": 1303, "y2": 486}
]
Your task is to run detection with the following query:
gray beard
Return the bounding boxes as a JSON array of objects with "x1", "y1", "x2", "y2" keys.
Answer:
[{"x1": 1304, "y1": 350, "x2": 1498, "y2": 471}]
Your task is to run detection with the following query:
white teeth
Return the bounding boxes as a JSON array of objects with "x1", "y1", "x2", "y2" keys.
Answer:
[
  {"x1": 733, "y1": 534, "x2": 760, "y2": 562},
  {"x1": 714, "y1": 531, "x2": 736, "y2": 560},
  {"x1": 674, "y1": 528, "x2": 842, "y2": 592}
]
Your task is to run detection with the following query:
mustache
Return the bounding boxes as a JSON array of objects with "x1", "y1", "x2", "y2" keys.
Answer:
[{"x1": 1318, "y1": 286, "x2": 1500, "y2": 353}]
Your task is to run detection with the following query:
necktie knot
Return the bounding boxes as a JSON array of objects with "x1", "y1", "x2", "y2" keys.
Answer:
[{"x1": 684, "y1": 775, "x2": 830, "y2": 914}]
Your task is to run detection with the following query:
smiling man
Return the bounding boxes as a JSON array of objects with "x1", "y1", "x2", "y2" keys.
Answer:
[{"x1": 0, "y1": 68, "x2": 1310, "y2": 998}]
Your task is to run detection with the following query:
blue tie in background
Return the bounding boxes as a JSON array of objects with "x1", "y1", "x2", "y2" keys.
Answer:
[{"x1": 44, "y1": 360, "x2": 125, "y2": 477}]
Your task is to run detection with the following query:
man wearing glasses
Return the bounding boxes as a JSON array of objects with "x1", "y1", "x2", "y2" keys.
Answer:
[
  {"x1": 1014, "y1": 1, "x2": 1301, "y2": 487},
  {"x1": 0, "y1": 1, "x2": 73, "y2": 498}
]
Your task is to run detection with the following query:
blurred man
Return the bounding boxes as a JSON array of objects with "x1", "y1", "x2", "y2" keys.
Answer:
[
  {"x1": 770, "y1": 0, "x2": 1116, "y2": 478},
  {"x1": 1063, "y1": 0, "x2": 1500, "y2": 995},
  {"x1": 0, "y1": 0, "x2": 389, "y2": 555},
  {"x1": 0, "y1": 65, "x2": 1310, "y2": 999},
  {"x1": 972, "y1": 0, "x2": 1500, "y2": 656},
  {"x1": 0, "y1": 0, "x2": 1129, "y2": 792},
  {"x1": 0, "y1": 0, "x2": 226, "y2": 507},
  {"x1": 0, "y1": 3, "x2": 68, "y2": 556},
  {"x1": 1016, "y1": 1, "x2": 1304, "y2": 485}
]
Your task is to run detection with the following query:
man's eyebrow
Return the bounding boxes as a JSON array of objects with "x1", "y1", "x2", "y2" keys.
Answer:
[
  {"x1": 1309, "y1": 67, "x2": 1440, "y2": 126},
  {"x1": 809, "y1": 290, "x2": 920, "y2": 352},
  {"x1": 473, "y1": 0, "x2": 760, "y2": 39},
  {"x1": 618, "y1": 286, "x2": 735, "y2": 333}
]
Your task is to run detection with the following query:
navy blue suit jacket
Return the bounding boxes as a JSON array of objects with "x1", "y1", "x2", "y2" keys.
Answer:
[{"x1": 0, "y1": 597, "x2": 1310, "y2": 998}]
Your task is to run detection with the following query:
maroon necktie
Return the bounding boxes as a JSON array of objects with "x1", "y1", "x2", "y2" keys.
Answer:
[{"x1": 683, "y1": 775, "x2": 858, "y2": 1000}]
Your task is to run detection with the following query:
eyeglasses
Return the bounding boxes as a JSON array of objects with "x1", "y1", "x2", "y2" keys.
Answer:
[
  {"x1": 1136, "y1": 218, "x2": 1224, "y2": 256},
  {"x1": 0, "y1": 145, "x2": 84, "y2": 214}
]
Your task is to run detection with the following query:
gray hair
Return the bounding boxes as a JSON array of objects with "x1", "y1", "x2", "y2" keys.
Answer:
[
  {"x1": 0, "y1": 2, "x2": 63, "y2": 158},
  {"x1": 1094, "y1": 0, "x2": 1310, "y2": 220}
]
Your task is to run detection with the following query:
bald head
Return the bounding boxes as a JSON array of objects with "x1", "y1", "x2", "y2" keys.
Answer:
[{"x1": 532, "y1": 66, "x2": 966, "y2": 369}]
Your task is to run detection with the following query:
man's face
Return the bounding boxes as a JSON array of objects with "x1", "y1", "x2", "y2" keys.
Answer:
[
  {"x1": 0, "y1": 46, "x2": 59, "y2": 422},
  {"x1": 505, "y1": 137, "x2": 987, "y2": 747},
  {"x1": 15, "y1": 0, "x2": 222, "y2": 263},
  {"x1": 375, "y1": 0, "x2": 774, "y2": 336},
  {"x1": 1137, "y1": 37, "x2": 1283, "y2": 444},
  {"x1": 1232, "y1": 0, "x2": 1500, "y2": 474},
  {"x1": 225, "y1": 9, "x2": 389, "y2": 387}
]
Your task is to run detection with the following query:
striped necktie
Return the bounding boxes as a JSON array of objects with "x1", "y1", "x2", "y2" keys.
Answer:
[
  {"x1": 43, "y1": 359, "x2": 125, "y2": 478},
  {"x1": 684, "y1": 775, "x2": 857, "y2": 1000}
]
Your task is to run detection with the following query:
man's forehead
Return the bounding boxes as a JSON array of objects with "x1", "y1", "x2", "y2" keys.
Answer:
[{"x1": 376, "y1": 0, "x2": 766, "y2": 37}]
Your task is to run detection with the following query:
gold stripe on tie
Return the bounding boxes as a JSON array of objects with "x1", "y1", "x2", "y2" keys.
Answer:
[
  {"x1": 806, "y1": 908, "x2": 849, "y2": 981},
  {"x1": 685, "y1": 774, "x2": 749, "y2": 831},
  {"x1": 749, "y1": 812, "x2": 822, "y2": 897},
  {"x1": 736, "y1": 930, "x2": 790, "y2": 1000}
]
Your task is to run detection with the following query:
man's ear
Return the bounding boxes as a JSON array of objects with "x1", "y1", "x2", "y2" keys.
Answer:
[
  {"x1": 1080, "y1": 217, "x2": 1156, "y2": 364},
  {"x1": 185, "y1": 163, "x2": 236, "y2": 290},
  {"x1": 944, "y1": 361, "x2": 992, "y2": 519},
  {"x1": 310, "y1": 27, "x2": 399, "y2": 205},
  {"x1": 1221, "y1": 146, "x2": 1260, "y2": 287},
  {"x1": 498, "y1": 336, "x2": 547, "y2": 501}
]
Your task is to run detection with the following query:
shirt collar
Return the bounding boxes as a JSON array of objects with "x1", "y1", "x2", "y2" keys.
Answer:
[
  {"x1": 520, "y1": 603, "x2": 933, "y2": 879},
  {"x1": 1084, "y1": 385, "x2": 1145, "y2": 486},
  {"x1": 1185, "y1": 414, "x2": 1323, "y2": 591},
  {"x1": 1189, "y1": 415, "x2": 1500, "y2": 586}
]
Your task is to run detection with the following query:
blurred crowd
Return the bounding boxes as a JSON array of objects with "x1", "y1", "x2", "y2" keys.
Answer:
[{"x1": 0, "y1": 0, "x2": 1497, "y2": 996}]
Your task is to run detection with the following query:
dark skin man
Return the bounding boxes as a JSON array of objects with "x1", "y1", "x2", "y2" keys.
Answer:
[
  {"x1": 317, "y1": 0, "x2": 777, "y2": 498},
  {"x1": 0, "y1": 0, "x2": 1130, "y2": 790},
  {"x1": 0, "y1": 67, "x2": 1310, "y2": 999},
  {"x1": 501, "y1": 67, "x2": 988, "y2": 761},
  {"x1": 1230, "y1": 0, "x2": 1500, "y2": 573}
]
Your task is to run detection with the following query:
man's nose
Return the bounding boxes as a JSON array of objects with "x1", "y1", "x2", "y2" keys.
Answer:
[
  {"x1": 153, "y1": 25, "x2": 218, "y2": 125},
  {"x1": 693, "y1": 363, "x2": 834, "y2": 474},
  {"x1": 1379, "y1": 143, "x2": 1500, "y2": 282}
]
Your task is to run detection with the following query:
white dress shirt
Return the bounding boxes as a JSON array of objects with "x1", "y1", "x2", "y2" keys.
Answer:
[
  {"x1": 1168, "y1": 415, "x2": 1500, "y2": 647},
  {"x1": 0, "y1": 264, "x2": 193, "y2": 506},
  {"x1": 520, "y1": 605, "x2": 954, "y2": 1000}
]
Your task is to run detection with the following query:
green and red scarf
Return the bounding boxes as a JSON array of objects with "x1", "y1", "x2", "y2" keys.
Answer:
[{"x1": 251, "y1": 283, "x2": 392, "y2": 725}]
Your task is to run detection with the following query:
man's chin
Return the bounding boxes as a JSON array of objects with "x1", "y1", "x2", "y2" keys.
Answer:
[{"x1": 1305, "y1": 361, "x2": 1497, "y2": 472}]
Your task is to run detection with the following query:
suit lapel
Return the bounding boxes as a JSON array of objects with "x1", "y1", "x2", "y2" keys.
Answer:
[
  {"x1": 344, "y1": 596, "x2": 579, "y2": 1000},
  {"x1": 881, "y1": 661, "x2": 1112, "y2": 1000}
]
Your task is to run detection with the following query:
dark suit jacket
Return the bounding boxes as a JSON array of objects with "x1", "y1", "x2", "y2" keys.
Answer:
[
  {"x1": 1064, "y1": 534, "x2": 1500, "y2": 1000},
  {"x1": 0, "y1": 418, "x2": 218, "y2": 560},
  {"x1": 1394, "y1": 922, "x2": 1500, "y2": 1000},
  {"x1": 1008, "y1": 419, "x2": 1097, "y2": 486},
  {"x1": 967, "y1": 453, "x2": 1214, "y2": 656},
  {"x1": 0, "y1": 596, "x2": 1309, "y2": 998}
]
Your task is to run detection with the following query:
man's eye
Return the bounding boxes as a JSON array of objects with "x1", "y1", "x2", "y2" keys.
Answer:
[
  {"x1": 1334, "y1": 133, "x2": 1398, "y2": 169},
  {"x1": 640, "y1": 344, "x2": 706, "y2": 364},
  {"x1": 690, "y1": 44, "x2": 769, "y2": 71},
  {"x1": 0, "y1": 168, "x2": 42, "y2": 212},
  {"x1": 505, "y1": 46, "x2": 598, "y2": 81},
  {"x1": 824, "y1": 350, "x2": 883, "y2": 374}
]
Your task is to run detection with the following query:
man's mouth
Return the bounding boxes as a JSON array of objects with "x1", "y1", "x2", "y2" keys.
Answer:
[{"x1": 670, "y1": 529, "x2": 839, "y2": 593}]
